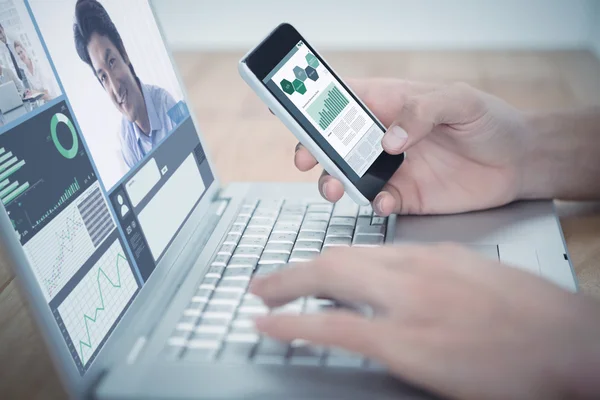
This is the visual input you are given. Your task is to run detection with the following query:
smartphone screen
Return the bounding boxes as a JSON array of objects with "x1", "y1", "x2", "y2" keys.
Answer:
[{"x1": 262, "y1": 41, "x2": 385, "y2": 179}]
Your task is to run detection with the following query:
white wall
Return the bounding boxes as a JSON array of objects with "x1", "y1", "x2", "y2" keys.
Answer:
[{"x1": 151, "y1": 0, "x2": 594, "y2": 51}]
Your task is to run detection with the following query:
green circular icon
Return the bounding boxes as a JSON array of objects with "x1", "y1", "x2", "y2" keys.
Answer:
[{"x1": 50, "y1": 113, "x2": 78, "y2": 159}]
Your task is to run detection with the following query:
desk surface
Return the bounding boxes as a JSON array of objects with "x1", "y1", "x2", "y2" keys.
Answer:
[{"x1": 1, "y1": 50, "x2": 599, "y2": 399}]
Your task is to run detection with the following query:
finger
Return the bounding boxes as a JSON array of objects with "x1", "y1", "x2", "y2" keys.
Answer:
[
  {"x1": 381, "y1": 82, "x2": 484, "y2": 155},
  {"x1": 294, "y1": 143, "x2": 318, "y2": 172},
  {"x1": 249, "y1": 248, "x2": 399, "y2": 311},
  {"x1": 254, "y1": 310, "x2": 383, "y2": 359},
  {"x1": 318, "y1": 171, "x2": 344, "y2": 202},
  {"x1": 372, "y1": 190, "x2": 398, "y2": 217}
]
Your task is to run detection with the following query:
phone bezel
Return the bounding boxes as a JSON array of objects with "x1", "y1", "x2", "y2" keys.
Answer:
[{"x1": 242, "y1": 23, "x2": 404, "y2": 202}]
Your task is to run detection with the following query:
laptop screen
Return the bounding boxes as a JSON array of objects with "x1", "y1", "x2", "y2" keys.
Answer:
[{"x1": 1, "y1": 0, "x2": 214, "y2": 375}]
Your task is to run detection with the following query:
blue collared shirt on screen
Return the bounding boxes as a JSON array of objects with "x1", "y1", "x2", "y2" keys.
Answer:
[{"x1": 119, "y1": 82, "x2": 177, "y2": 169}]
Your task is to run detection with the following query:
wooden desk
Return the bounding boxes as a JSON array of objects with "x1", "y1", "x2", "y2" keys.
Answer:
[{"x1": 1, "y1": 50, "x2": 599, "y2": 399}]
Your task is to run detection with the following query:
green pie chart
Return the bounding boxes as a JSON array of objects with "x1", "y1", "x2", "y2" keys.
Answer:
[{"x1": 50, "y1": 112, "x2": 78, "y2": 159}]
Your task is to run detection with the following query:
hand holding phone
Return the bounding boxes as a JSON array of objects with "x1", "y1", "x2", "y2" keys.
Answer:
[{"x1": 239, "y1": 23, "x2": 404, "y2": 206}]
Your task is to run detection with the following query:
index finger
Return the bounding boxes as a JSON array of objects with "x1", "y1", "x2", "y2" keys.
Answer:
[{"x1": 294, "y1": 143, "x2": 318, "y2": 172}]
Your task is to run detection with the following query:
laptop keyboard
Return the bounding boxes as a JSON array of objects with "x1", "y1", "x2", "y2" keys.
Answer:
[{"x1": 163, "y1": 198, "x2": 387, "y2": 370}]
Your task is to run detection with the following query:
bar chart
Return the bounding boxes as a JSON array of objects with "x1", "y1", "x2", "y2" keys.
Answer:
[
  {"x1": 307, "y1": 83, "x2": 350, "y2": 130},
  {"x1": 0, "y1": 146, "x2": 29, "y2": 205}
]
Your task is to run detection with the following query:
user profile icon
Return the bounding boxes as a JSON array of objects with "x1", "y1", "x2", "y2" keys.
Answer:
[{"x1": 117, "y1": 194, "x2": 130, "y2": 217}]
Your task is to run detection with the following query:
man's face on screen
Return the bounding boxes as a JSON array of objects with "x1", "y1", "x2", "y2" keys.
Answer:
[{"x1": 87, "y1": 33, "x2": 144, "y2": 125}]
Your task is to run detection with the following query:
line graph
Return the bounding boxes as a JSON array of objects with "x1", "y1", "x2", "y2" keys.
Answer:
[
  {"x1": 58, "y1": 240, "x2": 137, "y2": 366},
  {"x1": 23, "y1": 182, "x2": 113, "y2": 301}
]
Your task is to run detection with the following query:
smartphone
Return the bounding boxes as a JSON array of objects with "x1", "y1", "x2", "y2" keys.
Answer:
[{"x1": 238, "y1": 23, "x2": 404, "y2": 206}]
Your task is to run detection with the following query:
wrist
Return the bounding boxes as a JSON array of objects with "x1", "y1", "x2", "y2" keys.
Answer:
[{"x1": 518, "y1": 107, "x2": 600, "y2": 201}]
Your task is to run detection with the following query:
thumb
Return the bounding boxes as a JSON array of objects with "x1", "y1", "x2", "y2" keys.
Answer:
[{"x1": 381, "y1": 82, "x2": 483, "y2": 154}]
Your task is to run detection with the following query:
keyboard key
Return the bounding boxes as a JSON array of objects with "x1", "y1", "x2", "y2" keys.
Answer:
[
  {"x1": 371, "y1": 216, "x2": 386, "y2": 225},
  {"x1": 300, "y1": 221, "x2": 328, "y2": 232},
  {"x1": 268, "y1": 233, "x2": 297, "y2": 244},
  {"x1": 329, "y1": 217, "x2": 356, "y2": 227},
  {"x1": 248, "y1": 219, "x2": 275, "y2": 229},
  {"x1": 229, "y1": 323, "x2": 258, "y2": 335},
  {"x1": 305, "y1": 212, "x2": 331, "y2": 222},
  {"x1": 280, "y1": 205, "x2": 306, "y2": 214},
  {"x1": 199, "y1": 276, "x2": 219, "y2": 290},
  {"x1": 293, "y1": 241, "x2": 322, "y2": 252},
  {"x1": 355, "y1": 224, "x2": 386, "y2": 236},
  {"x1": 215, "y1": 279, "x2": 249, "y2": 292},
  {"x1": 237, "y1": 305, "x2": 269, "y2": 315},
  {"x1": 185, "y1": 339, "x2": 220, "y2": 352},
  {"x1": 197, "y1": 316, "x2": 231, "y2": 327},
  {"x1": 231, "y1": 317, "x2": 254, "y2": 329},
  {"x1": 205, "y1": 303, "x2": 237, "y2": 314},
  {"x1": 253, "y1": 209, "x2": 279, "y2": 219},
  {"x1": 233, "y1": 246, "x2": 262, "y2": 258},
  {"x1": 259, "y1": 252, "x2": 289, "y2": 265},
  {"x1": 289, "y1": 250, "x2": 318, "y2": 263},
  {"x1": 228, "y1": 224, "x2": 245, "y2": 235},
  {"x1": 323, "y1": 236, "x2": 351, "y2": 247},
  {"x1": 332, "y1": 203, "x2": 359, "y2": 217},
  {"x1": 211, "y1": 253, "x2": 231, "y2": 267},
  {"x1": 263, "y1": 242, "x2": 293, "y2": 254},
  {"x1": 296, "y1": 230, "x2": 325, "y2": 242},
  {"x1": 241, "y1": 293, "x2": 264, "y2": 306},
  {"x1": 272, "y1": 222, "x2": 301, "y2": 233},
  {"x1": 226, "y1": 333, "x2": 260, "y2": 343},
  {"x1": 193, "y1": 288, "x2": 213, "y2": 301},
  {"x1": 326, "y1": 347, "x2": 365, "y2": 368},
  {"x1": 243, "y1": 227, "x2": 271, "y2": 237},
  {"x1": 196, "y1": 325, "x2": 228, "y2": 334},
  {"x1": 223, "y1": 233, "x2": 241, "y2": 245},
  {"x1": 211, "y1": 290, "x2": 243, "y2": 302},
  {"x1": 222, "y1": 268, "x2": 253, "y2": 279},
  {"x1": 352, "y1": 235, "x2": 384, "y2": 247},
  {"x1": 205, "y1": 265, "x2": 225, "y2": 278},
  {"x1": 218, "y1": 243, "x2": 236, "y2": 255},
  {"x1": 253, "y1": 338, "x2": 290, "y2": 364},
  {"x1": 356, "y1": 216, "x2": 372, "y2": 227},
  {"x1": 326, "y1": 226, "x2": 354, "y2": 238},
  {"x1": 176, "y1": 314, "x2": 200, "y2": 331},
  {"x1": 255, "y1": 264, "x2": 280, "y2": 276},
  {"x1": 191, "y1": 331, "x2": 225, "y2": 342},
  {"x1": 233, "y1": 215, "x2": 250, "y2": 225},
  {"x1": 238, "y1": 236, "x2": 268, "y2": 248},
  {"x1": 217, "y1": 342, "x2": 256, "y2": 363},
  {"x1": 228, "y1": 257, "x2": 258, "y2": 269},
  {"x1": 307, "y1": 203, "x2": 333, "y2": 212},
  {"x1": 359, "y1": 206, "x2": 373, "y2": 217}
]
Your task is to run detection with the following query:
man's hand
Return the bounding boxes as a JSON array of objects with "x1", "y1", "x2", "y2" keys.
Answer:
[
  {"x1": 295, "y1": 79, "x2": 532, "y2": 216},
  {"x1": 250, "y1": 245, "x2": 600, "y2": 400}
]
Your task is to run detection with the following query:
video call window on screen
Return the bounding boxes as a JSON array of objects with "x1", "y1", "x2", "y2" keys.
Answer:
[
  {"x1": 0, "y1": 1, "x2": 61, "y2": 129},
  {"x1": 32, "y1": 0, "x2": 190, "y2": 192}
]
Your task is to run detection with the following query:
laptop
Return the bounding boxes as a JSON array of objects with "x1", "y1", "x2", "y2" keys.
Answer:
[
  {"x1": 1, "y1": 1, "x2": 577, "y2": 399},
  {"x1": 0, "y1": 80, "x2": 24, "y2": 112}
]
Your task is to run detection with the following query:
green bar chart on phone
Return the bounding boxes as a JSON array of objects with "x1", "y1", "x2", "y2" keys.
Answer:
[{"x1": 307, "y1": 83, "x2": 349, "y2": 130}]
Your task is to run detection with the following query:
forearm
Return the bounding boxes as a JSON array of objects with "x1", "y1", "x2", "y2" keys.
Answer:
[{"x1": 520, "y1": 106, "x2": 600, "y2": 200}]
